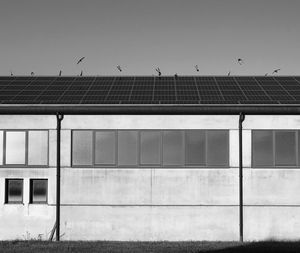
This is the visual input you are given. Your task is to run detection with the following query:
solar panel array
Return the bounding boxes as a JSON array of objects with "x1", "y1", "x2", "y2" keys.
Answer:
[{"x1": 0, "y1": 76, "x2": 300, "y2": 104}]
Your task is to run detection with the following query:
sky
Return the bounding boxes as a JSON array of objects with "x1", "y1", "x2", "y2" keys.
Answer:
[{"x1": 0, "y1": 0, "x2": 300, "y2": 76}]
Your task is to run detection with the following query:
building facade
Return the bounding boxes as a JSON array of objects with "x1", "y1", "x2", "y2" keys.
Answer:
[{"x1": 1, "y1": 76, "x2": 300, "y2": 241}]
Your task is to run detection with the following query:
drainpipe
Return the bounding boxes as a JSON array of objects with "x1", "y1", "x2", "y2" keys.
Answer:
[
  {"x1": 56, "y1": 113, "x2": 64, "y2": 241},
  {"x1": 239, "y1": 112, "x2": 245, "y2": 242}
]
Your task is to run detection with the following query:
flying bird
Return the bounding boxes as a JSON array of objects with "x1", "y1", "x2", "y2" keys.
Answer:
[
  {"x1": 155, "y1": 68, "x2": 161, "y2": 76},
  {"x1": 117, "y1": 65, "x2": 122, "y2": 72},
  {"x1": 195, "y1": 65, "x2": 199, "y2": 72},
  {"x1": 31, "y1": 72, "x2": 34, "y2": 76},
  {"x1": 59, "y1": 70, "x2": 62, "y2": 76},
  {"x1": 228, "y1": 71, "x2": 231, "y2": 76},
  {"x1": 237, "y1": 58, "x2": 244, "y2": 65},
  {"x1": 272, "y1": 69, "x2": 281, "y2": 74},
  {"x1": 77, "y1": 57, "x2": 85, "y2": 65}
]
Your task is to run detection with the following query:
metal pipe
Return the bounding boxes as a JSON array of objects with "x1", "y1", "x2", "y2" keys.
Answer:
[
  {"x1": 56, "y1": 113, "x2": 64, "y2": 241},
  {"x1": 239, "y1": 112, "x2": 245, "y2": 242},
  {"x1": 0, "y1": 105, "x2": 300, "y2": 115}
]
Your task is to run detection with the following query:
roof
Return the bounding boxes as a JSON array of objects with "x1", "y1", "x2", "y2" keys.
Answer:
[{"x1": 1, "y1": 76, "x2": 300, "y2": 115}]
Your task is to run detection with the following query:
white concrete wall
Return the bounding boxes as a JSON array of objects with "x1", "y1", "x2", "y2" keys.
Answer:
[{"x1": 1, "y1": 115, "x2": 300, "y2": 241}]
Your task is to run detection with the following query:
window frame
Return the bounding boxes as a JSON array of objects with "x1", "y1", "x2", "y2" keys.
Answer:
[
  {"x1": 0, "y1": 130, "x2": 49, "y2": 168},
  {"x1": 5, "y1": 178, "x2": 24, "y2": 204},
  {"x1": 71, "y1": 129, "x2": 230, "y2": 168},
  {"x1": 252, "y1": 130, "x2": 299, "y2": 168},
  {"x1": 29, "y1": 179, "x2": 48, "y2": 204}
]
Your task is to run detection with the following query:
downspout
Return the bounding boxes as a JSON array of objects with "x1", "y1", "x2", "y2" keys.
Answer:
[
  {"x1": 239, "y1": 112, "x2": 245, "y2": 242},
  {"x1": 56, "y1": 113, "x2": 64, "y2": 241}
]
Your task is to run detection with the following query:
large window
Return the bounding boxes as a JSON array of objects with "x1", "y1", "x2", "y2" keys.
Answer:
[
  {"x1": 1, "y1": 130, "x2": 48, "y2": 167},
  {"x1": 5, "y1": 179, "x2": 23, "y2": 204},
  {"x1": 72, "y1": 130, "x2": 229, "y2": 167},
  {"x1": 252, "y1": 130, "x2": 299, "y2": 167}
]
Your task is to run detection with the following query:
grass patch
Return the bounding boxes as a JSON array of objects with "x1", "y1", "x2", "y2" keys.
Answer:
[{"x1": 0, "y1": 240, "x2": 299, "y2": 253}]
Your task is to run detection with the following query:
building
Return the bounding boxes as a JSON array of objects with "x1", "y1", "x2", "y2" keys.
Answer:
[{"x1": 1, "y1": 75, "x2": 300, "y2": 241}]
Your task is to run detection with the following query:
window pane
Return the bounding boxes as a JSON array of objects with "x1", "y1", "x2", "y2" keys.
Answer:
[
  {"x1": 186, "y1": 130, "x2": 205, "y2": 165},
  {"x1": 118, "y1": 131, "x2": 138, "y2": 166},
  {"x1": 28, "y1": 131, "x2": 48, "y2": 165},
  {"x1": 163, "y1": 131, "x2": 184, "y2": 166},
  {"x1": 95, "y1": 131, "x2": 116, "y2": 165},
  {"x1": 5, "y1": 132, "x2": 26, "y2": 164},
  {"x1": 207, "y1": 130, "x2": 229, "y2": 166},
  {"x1": 72, "y1": 131, "x2": 93, "y2": 166},
  {"x1": 7, "y1": 179, "x2": 23, "y2": 203},
  {"x1": 140, "y1": 131, "x2": 161, "y2": 165},
  {"x1": 31, "y1": 179, "x2": 47, "y2": 203},
  {"x1": 252, "y1": 130, "x2": 273, "y2": 167},
  {"x1": 0, "y1": 131, "x2": 3, "y2": 165},
  {"x1": 275, "y1": 131, "x2": 296, "y2": 166}
]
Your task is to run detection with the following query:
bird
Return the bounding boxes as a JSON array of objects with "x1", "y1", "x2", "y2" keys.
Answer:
[
  {"x1": 174, "y1": 73, "x2": 178, "y2": 79},
  {"x1": 272, "y1": 68, "x2": 281, "y2": 74},
  {"x1": 117, "y1": 65, "x2": 122, "y2": 72},
  {"x1": 195, "y1": 65, "x2": 199, "y2": 72},
  {"x1": 10, "y1": 71, "x2": 13, "y2": 76},
  {"x1": 77, "y1": 57, "x2": 85, "y2": 65},
  {"x1": 155, "y1": 68, "x2": 161, "y2": 76},
  {"x1": 80, "y1": 70, "x2": 83, "y2": 76},
  {"x1": 237, "y1": 58, "x2": 244, "y2": 65},
  {"x1": 228, "y1": 71, "x2": 231, "y2": 76},
  {"x1": 265, "y1": 73, "x2": 268, "y2": 76},
  {"x1": 59, "y1": 70, "x2": 62, "y2": 76},
  {"x1": 31, "y1": 72, "x2": 34, "y2": 76}
]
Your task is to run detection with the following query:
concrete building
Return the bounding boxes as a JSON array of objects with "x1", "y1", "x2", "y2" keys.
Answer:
[{"x1": 1, "y1": 75, "x2": 300, "y2": 241}]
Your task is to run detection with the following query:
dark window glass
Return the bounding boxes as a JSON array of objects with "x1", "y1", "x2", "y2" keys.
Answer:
[
  {"x1": 185, "y1": 130, "x2": 205, "y2": 165},
  {"x1": 95, "y1": 131, "x2": 116, "y2": 165},
  {"x1": 72, "y1": 131, "x2": 93, "y2": 166},
  {"x1": 275, "y1": 131, "x2": 296, "y2": 166},
  {"x1": 6, "y1": 179, "x2": 23, "y2": 203},
  {"x1": 140, "y1": 131, "x2": 161, "y2": 165},
  {"x1": 118, "y1": 131, "x2": 138, "y2": 166},
  {"x1": 30, "y1": 179, "x2": 47, "y2": 203},
  {"x1": 253, "y1": 130, "x2": 273, "y2": 167},
  {"x1": 207, "y1": 130, "x2": 229, "y2": 166},
  {"x1": 163, "y1": 131, "x2": 184, "y2": 166}
]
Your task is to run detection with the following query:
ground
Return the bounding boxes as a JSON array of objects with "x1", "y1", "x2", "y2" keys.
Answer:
[{"x1": 0, "y1": 241, "x2": 300, "y2": 253}]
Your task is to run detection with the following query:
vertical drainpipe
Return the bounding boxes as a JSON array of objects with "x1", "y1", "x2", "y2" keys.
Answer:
[
  {"x1": 56, "y1": 113, "x2": 64, "y2": 241},
  {"x1": 239, "y1": 112, "x2": 245, "y2": 242}
]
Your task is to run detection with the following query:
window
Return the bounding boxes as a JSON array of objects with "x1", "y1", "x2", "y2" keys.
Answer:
[
  {"x1": 30, "y1": 179, "x2": 48, "y2": 204},
  {"x1": 140, "y1": 131, "x2": 161, "y2": 165},
  {"x1": 118, "y1": 131, "x2": 138, "y2": 166},
  {"x1": 252, "y1": 130, "x2": 300, "y2": 167},
  {"x1": 2, "y1": 130, "x2": 48, "y2": 167},
  {"x1": 72, "y1": 131, "x2": 93, "y2": 166},
  {"x1": 71, "y1": 130, "x2": 229, "y2": 168},
  {"x1": 95, "y1": 131, "x2": 116, "y2": 165},
  {"x1": 5, "y1": 179, "x2": 23, "y2": 204}
]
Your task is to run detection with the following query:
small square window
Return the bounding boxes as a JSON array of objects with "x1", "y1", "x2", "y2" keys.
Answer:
[
  {"x1": 5, "y1": 179, "x2": 23, "y2": 204},
  {"x1": 30, "y1": 179, "x2": 48, "y2": 204}
]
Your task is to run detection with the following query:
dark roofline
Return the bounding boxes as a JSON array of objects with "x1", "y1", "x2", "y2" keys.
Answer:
[{"x1": 0, "y1": 104, "x2": 300, "y2": 115}]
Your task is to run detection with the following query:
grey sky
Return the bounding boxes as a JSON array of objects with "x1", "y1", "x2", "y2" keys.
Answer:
[{"x1": 0, "y1": 0, "x2": 300, "y2": 76}]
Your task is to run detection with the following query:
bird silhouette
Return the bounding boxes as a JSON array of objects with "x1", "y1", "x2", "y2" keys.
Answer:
[
  {"x1": 272, "y1": 69, "x2": 281, "y2": 74},
  {"x1": 237, "y1": 58, "x2": 244, "y2": 65},
  {"x1": 10, "y1": 71, "x2": 13, "y2": 76},
  {"x1": 155, "y1": 68, "x2": 161, "y2": 76},
  {"x1": 228, "y1": 71, "x2": 231, "y2": 76},
  {"x1": 174, "y1": 73, "x2": 178, "y2": 79},
  {"x1": 195, "y1": 65, "x2": 199, "y2": 72},
  {"x1": 77, "y1": 57, "x2": 85, "y2": 65},
  {"x1": 117, "y1": 65, "x2": 122, "y2": 72},
  {"x1": 80, "y1": 70, "x2": 83, "y2": 76},
  {"x1": 59, "y1": 70, "x2": 62, "y2": 76},
  {"x1": 31, "y1": 72, "x2": 34, "y2": 76},
  {"x1": 265, "y1": 73, "x2": 268, "y2": 76}
]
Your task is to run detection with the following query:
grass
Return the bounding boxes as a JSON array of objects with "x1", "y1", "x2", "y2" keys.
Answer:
[{"x1": 0, "y1": 241, "x2": 300, "y2": 253}]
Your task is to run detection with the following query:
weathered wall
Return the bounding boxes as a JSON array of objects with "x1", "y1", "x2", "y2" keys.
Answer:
[{"x1": 0, "y1": 115, "x2": 300, "y2": 241}]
